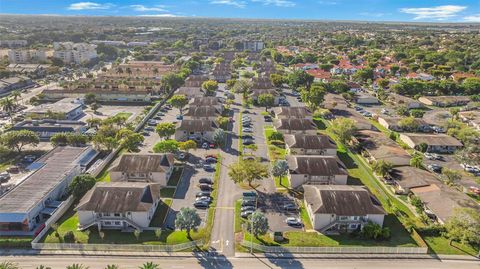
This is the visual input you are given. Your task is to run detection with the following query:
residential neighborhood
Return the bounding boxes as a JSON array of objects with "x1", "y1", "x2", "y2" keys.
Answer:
[{"x1": 0, "y1": 10, "x2": 479, "y2": 269}]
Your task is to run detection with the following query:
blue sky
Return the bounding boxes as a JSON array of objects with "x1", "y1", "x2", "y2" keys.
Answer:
[{"x1": 1, "y1": 0, "x2": 479, "y2": 22}]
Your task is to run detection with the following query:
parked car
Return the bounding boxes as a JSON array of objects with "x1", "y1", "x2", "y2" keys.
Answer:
[
  {"x1": 241, "y1": 199, "x2": 256, "y2": 206},
  {"x1": 241, "y1": 210, "x2": 255, "y2": 218},
  {"x1": 176, "y1": 115, "x2": 183, "y2": 120},
  {"x1": 243, "y1": 139, "x2": 254, "y2": 145},
  {"x1": 205, "y1": 157, "x2": 217, "y2": 163},
  {"x1": 243, "y1": 191, "x2": 258, "y2": 197},
  {"x1": 203, "y1": 164, "x2": 215, "y2": 172},
  {"x1": 283, "y1": 203, "x2": 298, "y2": 211},
  {"x1": 147, "y1": 120, "x2": 157, "y2": 126},
  {"x1": 264, "y1": 116, "x2": 272, "y2": 122},
  {"x1": 196, "y1": 191, "x2": 211, "y2": 197},
  {"x1": 285, "y1": 217, "x2": 303, "y2": 227},
  {"x1": 241, "y1": 205, "x2": 256, "y2": 212},
  {"x1": 205, "y1": 154, "x2": 217, "y2": 159},
  {"x1": 194, "y1": 201, "x2": 209, "y2": 209},
  {"x1": 199, "y1": 184, "x2": 213, "y2": 191},
  {"x1": 427, "y1": 164, "x2": 442, "y2": 173},
  {"x1": 243, "y1": 127, "x2": 253, "y2": 133},
  {"x1": 199, "y1": 178, "x2": 213, "y2": 184},
  {"x1": 196, "y1": 196, "x2": 212, "y2": 203},
  {"x1": 0, "y1": 172, "x2": 11, "y2": 183},
  {"x1": 145, "y1": 126, "x2": 154, "y2": 131},
  {"x1": 153, "y1": 115, "x2": 162, "y2": 120},
  {"x1": 202, "y1": 142, "x2": 210, "y2": 149}
]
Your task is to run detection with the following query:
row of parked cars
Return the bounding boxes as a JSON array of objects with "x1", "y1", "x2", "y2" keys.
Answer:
[
  {"x1": 193, "y1": 155, "x2": 218, "y2": 209},
  {"x1": 461, "y1": 163, "x2": 480, "y2": 176},
  {"x1": 240, "y1": 191, "x2": 258, "y2": 218}
]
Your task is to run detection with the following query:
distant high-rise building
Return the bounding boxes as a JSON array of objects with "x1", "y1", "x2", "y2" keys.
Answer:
[
  {"x1": 8, "y1": 49, "x2": 47, "y2": 64},
  {"x1": 53, "y1": 42, "x2": 97, "y2": 64}
]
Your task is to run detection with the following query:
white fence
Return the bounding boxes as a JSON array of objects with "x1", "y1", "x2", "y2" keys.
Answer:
[
  {"x1": 240, "y1": 241, "x2": 428, "y2": 254},
  {"x1": 32, "y1": 239, "x2": 203, "y2": 252}
]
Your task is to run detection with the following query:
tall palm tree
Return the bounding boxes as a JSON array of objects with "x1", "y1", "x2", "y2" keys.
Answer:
[
  {"x1": 1, "y1": 97, "x2": 16, "y2": 124},
  {"x1": 66, "y1": 264, "x2": 89, "y2": 269}
]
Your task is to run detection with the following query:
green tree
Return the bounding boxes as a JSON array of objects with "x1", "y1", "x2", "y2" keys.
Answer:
[
  {"x1": 161, "y1": 73, "x2": 185, "y2": 93},
  {"x1": 175, "y1": 207, "x2": 201, "y2": 239},
  {"x1": 267, "y1": 131, "x2": 284, "y2": 141},
  {"x1": 178, "y1": 140, "x2": 196, "y2": 153},
  {"x1": 104, "y1": 265, "x2": 119, "y2": 269},
  {"x1": 449, "y1": 107, "x2": 460, "y2": 120},
  {"x1": 84, "y1": 93, "x2": 97, "y2": 105},
  {"x1": 442, "y1": 168, "x2": 462, "y2": 185},
  {"x1": 90, "y1": 102, "x2": 101, "y2": 114},
  {"x1": 1, "y1": 130, "x2": 40, "y2": 153},
  {"x1": 213, "y1": 128, "x2": 226, "y2": 147},
  {"x1": 462, "y1": 77, "x2": 480, "y2": 95},
  {"x1": 226, "y1": 79, "x2": 237, "y2": 89},
  {"x1": 0, "y1": 97, "x2": 15, "y2": 123},
  {"x1": 138, "y1": 262, "x2": 160, "y2": 269},
  {"x1": 50, "y1": 133, "x2": 69, "y2": 146},
  {"x1": 287, "y1": 70, "x2": 314, "y2": 90},
  {"x1": 353, "y1": 68, "x2": 374, "y2": 82},
  {"x1": 398, "y1": 117, "x2": 419, "y2": 132},
  {"x1": 328, "y1": 118, "x2": 357, "y2": 144},
  {"x1": 257, "y1": 93, "x2": 275, "y2": 111},
  {"x1": 10, "y1": 90, "x2": 21, "y2": 106},
  {"x1": 417, "y1": 142, "x2": 428, "y2": 153},
  {"x1": 66, "y1": 133, "x2": 89, "y2": 147},
  {"x1": 68, "y1": 174, "x2": 96, "y2": 199},
  {"x1": 233, "y1": 79, "x2": 252, "y2": 99},
  {"x1": 168, "y1": 94, "x2": 188, "y2": 115},
  {"x1": 300, "y1": 84, "x2": 326, "y2": 110},
  {"x1": 216, "y1": 116, "x2": 229, "y2": 130},
  {"x1": 155, "y1": 122, "x2": 176, "y2": 140},
  {"x1": 270, "y1": 73, "x2": 284, "y2": 88},
  {"x1": 36, "y1": 265, "x2": 52, "y2": 269},
  {"x1": 328, "y1": 80, "x2": 350, "y2": 93},
  {"x1": 116, "y1": 129, "x2": 144, "y2": 152},
  {"x1": 153, "y1": 140, "x2": 179, "y2": 153},
  {"x1": 247, "y1": 212, "x2": 269, "y2": 238},
  {"x1": 201, "y1": 80, "x2": 218, "y2": 96},
  {"x1": 271, "y1": 160, "x2": 289, "y2": 186},
  {"x1": 66, "y1": 265, "x2": 89, "y2": 269},
  {"x1": 228, "y1": 159, "x2": 270, "y2": 187},
  {"x1": 371, "y1": 160, "x2": 393, "y2": 178},
  {"x1": 409, "y1": 154, "x2": 423, "y2": 168},
  {"x1": 0, "y1": 262, "x2": 20, "y2": 269},
  {"x1": 444, "y1": 208, "x2": 480, "y2": 246}
]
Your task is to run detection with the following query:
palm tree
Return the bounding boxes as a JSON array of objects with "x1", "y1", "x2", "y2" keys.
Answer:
[
  {"x1": 36, "y1": 266, "x2": 52, "y2": 269},
  {"x1": 1, "y1": 97, "x2": 16, "y2": 124},
  {"x1": 0, "y1": 262, "x2": 20, "y2": 269},
  {"x1": 66, "y1": 264, "x2": 89, "y2": 269},
  {"x1": 138, "y1": 262, "x2": 160, "y2": 269},
  {"x1": 104, "y1": 265, "x2": 119, "y2": 269},
  {"x1": 371, "y1": 160, "x2": 393, "y2": 178},
  {"x1": 10, "y1": 90, "x2": 21, "y2": 106}
]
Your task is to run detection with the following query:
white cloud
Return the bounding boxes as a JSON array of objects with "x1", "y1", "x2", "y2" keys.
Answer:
[
  {"x1": 318, "y1": 1, "x2": 337, "y2": 5},
  {"x1": 138, "y1": 14, "x2": 179, "y2": 17},
  {"x1": 130, "y1": 5, "x2": 167, "y2": 12},
  {"x1": 359, "y1": 12, "x2": 389, "y2": 18},
  {"x1": 400, "y1": 5, "x2": 466, "y2": 20},
  {"x1": 252, "y1": 0, "x2": 296, "y2": 7},
  {"x1": 210, "y1": 0, "x2": 246, "y2": 8},
  {"x1": 464, "y1": 14, "x2": 480, "y2": 22},
  {"x1": 67, "y1": 2, "x2": 114, "y2": 10}
]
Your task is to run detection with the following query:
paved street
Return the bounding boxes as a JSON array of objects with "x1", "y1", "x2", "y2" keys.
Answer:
[{"x1": 2, "y1": 254, "x2": 479, "y2": 269}]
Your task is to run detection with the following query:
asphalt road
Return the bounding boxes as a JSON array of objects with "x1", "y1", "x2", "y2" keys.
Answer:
[{"x1": 2, "y1": 255, "x2": 478, "y2": 269}]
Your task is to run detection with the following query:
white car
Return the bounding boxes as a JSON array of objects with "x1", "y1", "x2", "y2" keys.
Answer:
[
  {"x1": 243, "y1": 127, "x2": 253, "y2": 133},
  {"x1": 285, "y1": 217, "x2": 303, "y2": 227}
]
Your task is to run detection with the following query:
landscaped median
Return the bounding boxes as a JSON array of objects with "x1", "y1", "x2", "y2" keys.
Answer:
[{"x1": 263, "y1": 125, "x2": 289, "y2": 190}]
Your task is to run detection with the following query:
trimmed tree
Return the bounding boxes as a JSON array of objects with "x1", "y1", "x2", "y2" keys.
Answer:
[
  {"x1": 213, "y1": 128, "x2": 227, "y2": 147},
  {"x1": 153, "y1": 140, "x2": 179, "y2": 153},
  {"x1": 168, "y1": 94, "x2": 188, "y2": 115},
  {"x1": 1, "y1": 130, "x2": 40, "y2": 153},
  {"x1": 178, "y1": 140, "x2": 197, "y2": 153},
  {"x1": 271, "y1": 160, "x2": 289, "y2": 186},
  {"x1": 68, "y1": 174, "x2": 96, "y2": 199},
  {"x1": 257, "y1": 93, "x2": 275, "y2": 111},
  {"x1": 201, "y1": 80, "x2": 219, "y2": 96},
  {"x1": 247, "y1": 212, "x2": 269, "y2": 238},
  {"x1": 155, "y1": 122, "x2": 176, "y2": 140},
  {"x1": 328, "y1": 118, "x2": 357, "y2": 145},
  {"x1": 175, "y1": 207, "x2": 201, "y2": 239},
  {"x1": 228, "y1": 159, "x2": 270, "y2": 187}
]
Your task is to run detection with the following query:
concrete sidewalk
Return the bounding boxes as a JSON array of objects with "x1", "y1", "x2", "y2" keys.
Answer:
[{"x1": 1, "y1": 249, "x2": 478, "y2": 262}]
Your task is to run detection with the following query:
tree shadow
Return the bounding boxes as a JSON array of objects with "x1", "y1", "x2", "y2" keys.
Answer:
[{"x1": 192, "y1": 247, "x2": 233, "y2": 269}]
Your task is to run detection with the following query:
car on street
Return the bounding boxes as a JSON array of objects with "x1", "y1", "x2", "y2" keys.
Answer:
[
  {"x1": 199, "y1": 178, "x2": 213, "y2": 184},
  {"x1": 286, "y1": 217, "x2": 303, "y2": 227}
]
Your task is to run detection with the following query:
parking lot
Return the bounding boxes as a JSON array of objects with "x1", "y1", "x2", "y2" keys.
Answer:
[
  {"x1": 424, "y1": 153, "x2": 480, "y2": 189},
  {"x1": 163, "y1": 148, "x2": 219, "y2": 229}
]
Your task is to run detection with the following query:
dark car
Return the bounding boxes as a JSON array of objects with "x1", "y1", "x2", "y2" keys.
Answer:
[
  {"x1": 243, "y1": 139, "x2": 254, "y2": 145},
  {"x1": 199, "y1": 184, "x2": 213, "y2": 191},
  {"x1": 194, "y1": 201, "x2": 209, "y2": 209},
  {"x1": 205, "y1": 157, "x2": 217, "y2": 163},
  {"x1": 241, "y1": 205, "x2": 256, "y2": 212},
  {"x1": 199, "y1": 178, "x2": 213, "y2": 184},
  {"x1": 241, "y1": 199, "x2": 256, "y2": 206},
  {"x1": 264, "y1": 116, "x2": 272, "y2": 122},
  {"x1": 203, "y1": 164, "x2": 215, "y2": 172}
]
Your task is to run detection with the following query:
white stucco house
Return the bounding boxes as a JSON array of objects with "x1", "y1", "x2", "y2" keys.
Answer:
[
  {"x1": 286, "y1": 155, "x2": 348, "y2": 188},
  {"x1": 303, "y1": 185, "x2": 386, "y2": 233}
]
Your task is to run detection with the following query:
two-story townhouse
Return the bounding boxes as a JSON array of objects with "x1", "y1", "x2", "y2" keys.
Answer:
[
  {"x1": 286, "y1": 155, "x2": 348, "y2": 188},
  {"x1": 284, "y1": 134, "x2": 337, "y2": 156}
]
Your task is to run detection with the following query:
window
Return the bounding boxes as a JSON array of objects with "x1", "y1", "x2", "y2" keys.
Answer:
[
  {"x1": 104, "y1": 221, "x2": 111, "y2": 225},
  {"x1": 104, "y1": 213, "x2": 110, "y2": 217},
  {"x1": 114, "y1": 221, "x2": 121, "y2": 226},
  {"x1": 349, "y1": 224, "x2": 358, "y2": 229},
  {"x1": 114, "y1": 213, "x2": 121, "y2": 217},
  {"x1": 353, "y1": 216, "x2": 359, "y2": 221},
  {"x1": 339, "y1": 216, "x2": 348, "y2": 221}
]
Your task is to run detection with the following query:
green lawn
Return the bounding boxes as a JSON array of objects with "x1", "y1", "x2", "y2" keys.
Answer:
[
  {"x1": 42, "y1": 204, "x2": 201, "y2": 245},
  {"x1": 298, "y1": 200, "x2": 313, "y2": 230},
  {"x1": 115, "y1": 112, "x2": 133, "y2": 119},
  {"x1": 167, "y1": 167, "x2": 183, "y2": 186},
  {"x1": 274, "y1": 176, "x2": 290, "y2": 189},
  {"x1": 244, "y1": 214, "x2": 417, "y2": 247},
  {"x1": 160, "y1": 188, "x2": 175, "y2": 198},
  {"x1": 150, "y1": 199, "x2": 172, "y2": 227},
  {"x1": 264, "y1": 126, "x2": 287, "y2": 161},
  {"x1": 234, "y1": 200, "x2": 243, "y2": 233},
  {"x1": 96, "y1": 170, "x2": 110, "y2": 182},
  {"x1": 422, "y1": 236, "x2": 479, "y2": 256}
]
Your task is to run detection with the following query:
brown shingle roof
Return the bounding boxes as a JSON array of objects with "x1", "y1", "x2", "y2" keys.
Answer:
[
  {"x1": 284, "y1": 134, "x2": 336, "y2": 150},
  {"x1": 109, "y1": 153, "x2": 174, "y2": 173},
  {"x1": 304, "y1": 185, "x2": 385, "y2": 215},
  {"x1": 273, "y1": 118, "x2": 317, "y2": 131},
  {"x1": 76, "y1": 182, "x2": 161, "y2": 213},
  {"x1": 190, "y1": 97, "x2": 221, "y2": 106},
  {"x1": 184, "y1": 106, "x2": 221, "y2": 117},
  {"x1": 389, "y1": 166, "x2": 436, "y2": 190},
  {"x1": 177, "y1": 119, "x2": 218, "y2": 132},
  {"x1": 273, "y1": 107, "x2": 312, "y2": 118},
  {"x1": 287, "y1": 155, "x2": 347, "y2": 176}
]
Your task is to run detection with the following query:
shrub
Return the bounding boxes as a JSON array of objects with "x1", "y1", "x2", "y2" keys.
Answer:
[
  {"x1": 63, "y1": 231, "x2": 75, "y2": 242},
  {"x1": 267, "y1": 131, "x2": 284, "y2": 141},
  {"x1": 270, "y1": 140, "x2": 285, "y2": 147}
]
